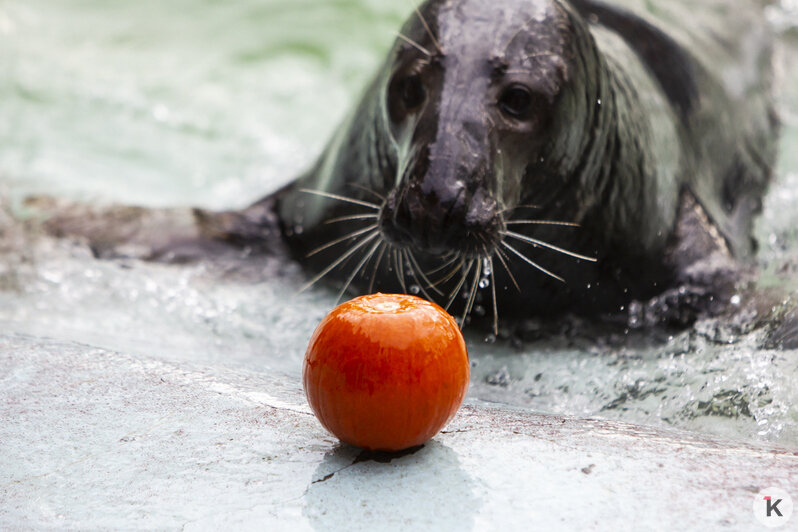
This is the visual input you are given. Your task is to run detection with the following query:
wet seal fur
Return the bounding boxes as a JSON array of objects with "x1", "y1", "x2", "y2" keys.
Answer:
[{"x1": 35, "y1": 0, "x2": 780, "y2": 333}]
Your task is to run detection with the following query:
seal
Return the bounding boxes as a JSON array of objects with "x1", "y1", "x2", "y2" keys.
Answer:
[
  {"x1": 39, "y1": 0, "x2": 779, "y2": 331},
  {"x1": 239, "y1": 0, "x2": 777, "y2": 328}
]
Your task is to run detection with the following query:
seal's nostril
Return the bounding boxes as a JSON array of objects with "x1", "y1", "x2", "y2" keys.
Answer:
[{"x1": 466, "y1": 193, "x2": 502, "y2": 231}]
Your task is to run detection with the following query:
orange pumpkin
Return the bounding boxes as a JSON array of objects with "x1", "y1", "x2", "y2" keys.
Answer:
[{"x1": 303, "y1": 293, "x2": 470, "y2": 451}]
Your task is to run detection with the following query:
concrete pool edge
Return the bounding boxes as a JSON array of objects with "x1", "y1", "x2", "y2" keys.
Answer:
[{"x1": 1, "y1": 334, "x2": 796, "y2": 530}]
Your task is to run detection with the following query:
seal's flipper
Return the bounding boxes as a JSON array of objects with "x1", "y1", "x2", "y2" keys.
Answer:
[
  {"x1": 26, "y1": 196, "x2": 199, "y2": 260},
  {"x1": 664, "y1": 189, "x2": 743, "y2": 287},
  {"x1": 629, "y1": 189, "x2": 750, "y2": 326},
  {"x1": 623, "y1": 188, "x2": 776, "y2": 328},
  {"x1": 192, "y1": 195, "x2": 283, "y2": 252},
  {"x1": 25, "y1": 195, "x2": 284, "y2": 263}
]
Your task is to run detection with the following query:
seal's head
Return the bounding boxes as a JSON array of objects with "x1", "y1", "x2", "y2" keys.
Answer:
[
  {"x1": 378, "y1": 0, "x2": 600, "y2": 260},
  {"x1": 281, "y1": 0, "x2": 607, "y2": 324}
]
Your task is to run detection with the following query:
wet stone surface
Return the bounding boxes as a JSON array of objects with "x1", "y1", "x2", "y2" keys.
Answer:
[{"x1": 2, "y1": 335, "x2": 797, "y2": 530}]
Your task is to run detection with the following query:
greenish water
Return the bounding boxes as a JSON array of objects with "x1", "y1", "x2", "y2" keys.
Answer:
[
  {"x1": 0, "y1": 0, "x2": 409, "y2": 207},
  {"x1": 1, "y1": 0, "x2": 798, "y2": 446}
]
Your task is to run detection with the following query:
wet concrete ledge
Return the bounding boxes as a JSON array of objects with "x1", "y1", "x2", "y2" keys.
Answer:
[{"x1": 1, "y1": 334, "x2": 796, "y2": 530}]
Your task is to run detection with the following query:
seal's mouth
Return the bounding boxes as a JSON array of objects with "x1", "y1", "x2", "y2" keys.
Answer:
[
  {"x1": 297, "y1": 188, "x2": 596, "y2": 333},
  {"x1": 377, "y1": 186, "x2": 504, "y2": 258}
]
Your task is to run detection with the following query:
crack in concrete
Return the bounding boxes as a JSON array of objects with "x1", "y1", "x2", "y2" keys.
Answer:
[
  {"x1": 308, "y1": 445, "x2": 426, "y2": 487},
  {"x1": 311, "y1": 472, "x2": 336, "y2": 484}
]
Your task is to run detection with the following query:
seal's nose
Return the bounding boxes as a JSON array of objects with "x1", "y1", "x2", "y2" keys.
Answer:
[{"x1": 379, "y1": 184, "x2": 502, "y2": 256}]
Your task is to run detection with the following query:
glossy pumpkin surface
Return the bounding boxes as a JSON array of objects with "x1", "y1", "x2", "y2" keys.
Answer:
[{"x1": 303, "y1": 293, "x2": 470, "y2": 451}]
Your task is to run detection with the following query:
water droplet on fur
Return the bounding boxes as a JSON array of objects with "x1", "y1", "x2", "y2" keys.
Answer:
[
  {"x1": 409, "y1": 284, "x2": 420, "y2": 294},
  {"x1": 479, "y1": 278, "x2": 489, "y2": 289}
]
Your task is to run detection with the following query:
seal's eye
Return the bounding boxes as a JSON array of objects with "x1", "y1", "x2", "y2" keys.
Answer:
[
  {"x1": 398, "y1": 74, "x2": 426, "y2": 111},
  {"x1": 498, "y1": 85, "x2": 534, "y2": 120},
  {"x1": 388, "y1": 72, "x2": 427, "y2": 124}
]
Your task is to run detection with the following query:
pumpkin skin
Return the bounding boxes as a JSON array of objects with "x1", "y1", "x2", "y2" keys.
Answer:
[{"x1": 303, "y1": 293, "x2": 470, "y2": 451}]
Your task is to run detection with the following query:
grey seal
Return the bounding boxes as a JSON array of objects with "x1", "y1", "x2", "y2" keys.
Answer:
[
  {"x1": 38, "y1": 0, "x2": 780, "y2": 332},
  {"x1": 251, "y1": 0, "x2": 777, "y2": 328}
]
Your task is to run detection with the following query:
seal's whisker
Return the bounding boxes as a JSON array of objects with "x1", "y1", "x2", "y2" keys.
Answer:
[
  {"x1": 324, "y1": 213, "x2": 379, "y2": 225},
  {"x1": 499, "y1": 204, "x2": 540, "y2": 215},
  {"x1": 445, "y1": 259, "x2": 474, "y2": 311},
  {"x1": 501, "y1": 230, "x2": 597, "y2": 262},
  {"x1": 406, "y1": 250, "x2": 444, "y2": 296},
  {"x1": 298, "y1": 188, "x2": 380, "y2": 210},
  {"x1": 488, "y1": 255, "x2": 499, "y2": 335},
  {"x1": 424, "y1": 253, "x2": 460, "y2": 276},
  {"x1": 346, "y1": 183, "x2": 386, "y2": 202},
  {"x1": 306, "y1": 224, "x2": 377, "y2": 257},
  {"x1": 495, "y1": 247, "x2": 521, "y2": 292},
  {"x1": 414, "y1": 5, "x2": 443, "y2": 55},
  {"x1": 501, "y1": 241, "x2": 565, "y2": 283},
  {"x1": 395, "y1": 32, "x2": 432, "y2": 56},
  {"x1": 403, "y1": 249, "x2": 439, "y2": 302},
  {"x1": 430, "y1": 256, "x2": 465, "y2": 288},
  {"x1": 368, "y1": 242, "x2": 387, "y2": 293},
  {"x1": 299, "y1": 231, "x2": 379, "y2": 293},
  {"x1": 526, "y1": 51, "x2": 558, "y2": 59},
  {"x1": 506, "y1": 220, "x2": 580, "y2": 227},
  {"x1": 459, "y1": 259, "x2": 482, "y2": 329},
  {"x1": 393, "y1": 249, "x2": 408, "y2": 292},
  {"x1": 485, "y1": 112, "x2": 496, "y2": 129},
  {"x1": 336, "y1": 237, "x2": 383, "y2": 304}
]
